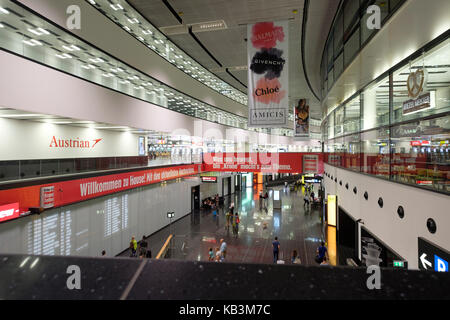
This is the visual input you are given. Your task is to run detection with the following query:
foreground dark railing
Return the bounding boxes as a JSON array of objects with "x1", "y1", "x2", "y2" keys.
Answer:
[{"x1": 0, "y1": 254, "x2": 448, "y2": 300}]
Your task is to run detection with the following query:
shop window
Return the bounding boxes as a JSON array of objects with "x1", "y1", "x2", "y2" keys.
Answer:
[
  {"x1": 392, "y1": 39, "x2": 450, "y2": 124},
  {"x1": 361, "y1": 127, "x2": 390, "y2": 179},
  {"x1": 390, "y1": 115, "x2": 450, "y2": 193},
  {"x1": 362, "y1": 76, "x2": 390, "y2": 130}
]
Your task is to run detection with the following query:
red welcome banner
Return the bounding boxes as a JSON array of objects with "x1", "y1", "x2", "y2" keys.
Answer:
[
  {"x1": 0, "y1": 164, "x2": 200, "y2": 217},
  {"x1": 202, "y1": 152, "x2": 323, "y2": 174}
]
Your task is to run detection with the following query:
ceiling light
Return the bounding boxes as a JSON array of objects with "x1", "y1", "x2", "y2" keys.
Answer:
[
  {"x1": 56, "y1": 53, "x2": 72, "y2": 59},
  {"x1": 0, "y1": 7, "x2": 9, "y2": 14},
  {"x1": 142, "y1": 29, "x2": 153, "y2": 35},
  {"x1": 119, "y1": 80, "x2": 130, "y2": 84},
  {"x1": 123, "y1": 26, "x2": 131, "y2": 32},
  {"x1": 128, "y1": 18, "x2": 139, "y2": 24},
  {"x1": 28, "y1": 27, "x2": 50, "y2": 36},
  {"x1": 62, "y1": 44, "x2": 80, "y2": 51},
  {"x1": 102, "y1": 73, "x2": 114, "y2": 78},
  {"x1": 22, "y1": 39, "x2": 43, "y2": 46},
  {"x1": 87, "y1": 0, "x2": 96, "y2": 5},
  {"x1": 81, "y1": 64, "x2": 96, "y2": 70},
  {"x1": 89, "y1": 57, "x2": 104, "y2": 63},
  {"x1": 0, "y1": 113, "x2": 43, "y2": 118},
  {"x1": 110, "y1": 4, "x2": 123, "y2": 11},
  {"x1": 0, "y1": 23, "x2": 3, "y2": 28}
]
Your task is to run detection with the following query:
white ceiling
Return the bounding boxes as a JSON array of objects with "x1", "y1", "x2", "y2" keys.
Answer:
[{"x1": 129, "y1": 0, "x2": 326, "y2": 120}]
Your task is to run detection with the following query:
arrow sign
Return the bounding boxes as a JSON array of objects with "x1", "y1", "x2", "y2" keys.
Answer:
[{"x1": 420, "y1": 253, "x2": 432, "y2": 269}]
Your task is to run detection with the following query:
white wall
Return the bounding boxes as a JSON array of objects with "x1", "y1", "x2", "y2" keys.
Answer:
[
  {"x1": 0, "y1": 118, "x2": 142, "y2": 160},
  {"x1": 324, "y1": 164, "x2": 450, "y2": 269},
  {"x1": 0, "y1": 178, "x2": 199, "y2": 257}
]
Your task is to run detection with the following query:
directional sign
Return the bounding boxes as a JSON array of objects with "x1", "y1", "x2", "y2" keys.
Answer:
[{"x1": 418, "y1": 237, "x2": 449, "y2": 272}]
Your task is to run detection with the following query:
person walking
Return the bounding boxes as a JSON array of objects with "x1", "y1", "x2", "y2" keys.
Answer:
[
  {"x1": 225, "y1": 210, "x2": 232, "y2": 230},
  {"x1": 315, "y1": 241, "x2": 329, "y2": 264},
  {"x1": 303, "y1": 192, "x2": 310, "y2": 207},
  {"x1": 215, "y1": 247, "x2": 221, "y2": 262},
  {"x1": 130, "y1": 236, "x2": 137, "y2": 257},
  {"x1": 219, "y1": 239, "x2": 227, "y2": 260},
  {"x1": 272, "y1": 237, "x2": 280, "y2": 264},
  {"x1": 139, "y1": 236, "x2": 148, "y2": 258},
  {"x1": 229, "y1": 202, "x2": 235, "y2": 215},
  {"x1": 232, "y1": 213, "x2": 240, "y2": 237},
  {"x1": 264, "y1": 191, "x2": 269, "y2": 208},
  {"x1": 259, "y1": 191, "x2": 263, "y2": 210}
]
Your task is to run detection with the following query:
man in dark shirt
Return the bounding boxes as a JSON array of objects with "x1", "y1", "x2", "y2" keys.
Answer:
[{"x1": 272, "y1": 237, "x2": 280, "y2": 263}]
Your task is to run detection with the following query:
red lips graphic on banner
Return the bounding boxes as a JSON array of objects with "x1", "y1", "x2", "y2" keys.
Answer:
[
  {"x1": 253, "y1": 78, "x2": 286, "y2": 104},
  {"x1": 251, "y1": 22, "x2": 285, "y2": 48}
]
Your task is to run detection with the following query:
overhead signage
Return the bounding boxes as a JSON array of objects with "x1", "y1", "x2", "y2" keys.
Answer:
[
  {"x1": 418, "y1": 237, "x2": 449, "y2": 272},
  {"x1": 327, "y1": 195, "x2": 337, "y2": 227},
  {"x1": 0, "y1": 203, "x2": 20, "y2": 223},
  {"x1": 201, "y1": 176, "x2": 217, "y2": 183},
  {"x1": 294, "y1": 99, "x2": 310, "y2": 138},
  {"x1": 247, "y1": 21, "x2": 289, "y2": 127}
]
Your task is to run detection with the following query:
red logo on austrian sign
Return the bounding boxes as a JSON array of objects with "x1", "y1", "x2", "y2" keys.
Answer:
[{"x1": 49, "y1": 136, "x2": 102, "y2": 149}]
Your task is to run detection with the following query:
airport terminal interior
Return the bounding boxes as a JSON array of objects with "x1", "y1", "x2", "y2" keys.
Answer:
[{"x1": 0, "y1": 0, "x2": 449, "y2": 300}]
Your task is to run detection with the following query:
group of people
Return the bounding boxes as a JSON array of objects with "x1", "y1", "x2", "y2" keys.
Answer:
[
  {"x1": 303, "y1": 188, "x2": 316, "y2": 207},
  {"x1": 208, "y1": 239, "x2": 227, "y2": 262},
  {"x1": 272, "y1": 237, "x2": 329, "y2": 266},
  {"x1": 129, "y1": 236, "x2": 152, "y2": 259},
  {"x1": 202, "y1": 194, "x2": 220, "y2": 210},
  {"x1": 224, "y1": 202, "x2": 240, "y2": 236}
]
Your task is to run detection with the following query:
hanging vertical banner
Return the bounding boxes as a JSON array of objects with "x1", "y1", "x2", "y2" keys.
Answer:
[
  {"x1": 248, "y1": 21, "x2": 289, "y2": 127},
  {"x1": 294, "y1": 98, "x2": 310, "y2": 138}
]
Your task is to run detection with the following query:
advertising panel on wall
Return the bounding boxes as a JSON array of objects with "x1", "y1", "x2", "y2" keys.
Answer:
[
  {"x1": 0, "y1": 164, "x2": 200, "y2": 220},
  {"x1": 247, "y1": 21, "x2": 289, "y2": 127},
  {"x1": 294, "y1": 99, "x2": 310, "y2": 138}
]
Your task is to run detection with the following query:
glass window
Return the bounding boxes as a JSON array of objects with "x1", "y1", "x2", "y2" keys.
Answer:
[
  {"x1": 361, "y1": 127, "x2": 390, "y2": 178},
  {"x1": 335, "y1": 52, "x2": 344, "y2": 79},
  {"x1": 343, "y1": 0, "x2": 360, "y2": 35},
  {"x1": 344, "y1": 133, "x2": 361, "y2": 171},
  {"x1": 392, "y1": 38, "x2": 450, "y2": 124},
  {"x1": 335, "y1": 107, "x2": 344, "y2": 137},
  {"x1": 390, "y1": 115, "x2": 450, "y2": 193},
  {"x1": 328, "y1": 69, "x2": 334, "y2": 89},
  {"x1": 344, "y1": 26, "x2": 360, "y2": 67},
  {"x1": 362, "y1": 75, "x2": 390, "y2": 130},
  {"x1": 334, "y1": 136, "x2": 345, "y2": 168},
  {"x1": 334, "y1": 11, "x2": 344, "y2": 55},
  {"x1": 328, "y1": 36, "x2": 334, "y2": 68},
  {"x1": 327, "y1": 111, "x2": 335, "y2": 139},
  {"x1": 344, "y1": 95, "x2": 361, "y2": 134}
]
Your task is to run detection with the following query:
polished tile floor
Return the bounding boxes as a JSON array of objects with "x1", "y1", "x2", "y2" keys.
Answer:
[{"x1": 120, "y1": 184, "x2": 328, "y2": 266}]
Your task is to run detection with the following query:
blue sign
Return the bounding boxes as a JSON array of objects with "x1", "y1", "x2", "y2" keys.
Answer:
[{"x1": 434, "y1": 255, "x2": 448, "y2": 272}]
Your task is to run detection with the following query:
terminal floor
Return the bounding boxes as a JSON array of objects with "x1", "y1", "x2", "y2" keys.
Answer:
[{"x1": 119, "y1": 185, "x2": 327, "y2": 266}]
